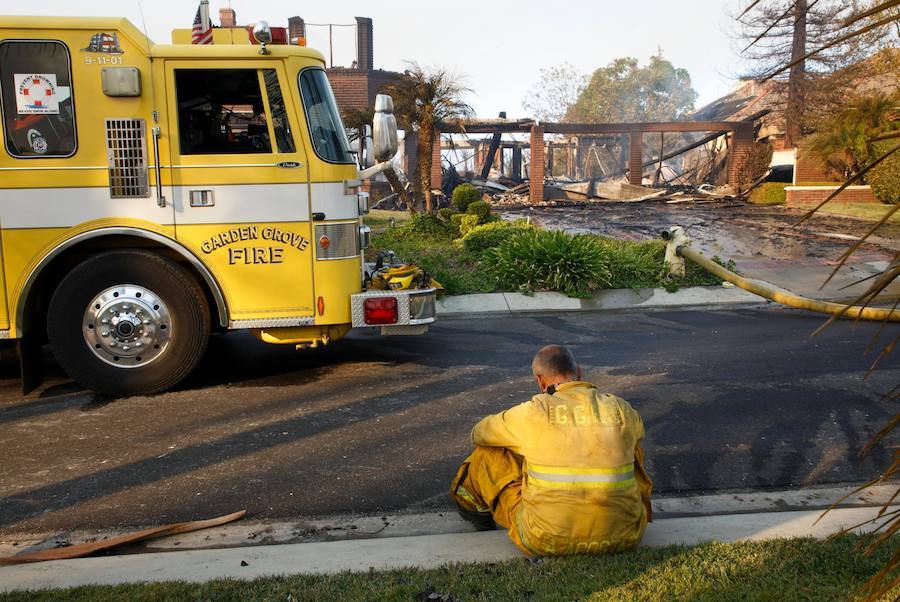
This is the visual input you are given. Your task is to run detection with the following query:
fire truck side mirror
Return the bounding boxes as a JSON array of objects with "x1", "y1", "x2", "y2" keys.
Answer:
[
  {"x1": 361, "y1": 125, "x2": 375, "y2": 169},
  {"x1": 372, "y1": 94, "x2": 398, "y2": 162}
]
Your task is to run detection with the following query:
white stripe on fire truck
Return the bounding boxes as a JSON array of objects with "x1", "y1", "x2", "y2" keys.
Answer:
[
  {"x1": 310, "y1": 182, "x2": 360, "y2": 221},
  {"x1": 171, "y1": 183, "x2": 311, "y2": 224},
  {"x1": 0, "y1": 183, "x2": 360, "y2": 229}
]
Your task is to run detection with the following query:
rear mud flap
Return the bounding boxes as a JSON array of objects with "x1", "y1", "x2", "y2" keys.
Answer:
[{"x1": 18, "y1": 336, "x2": 43, "y2": 395}]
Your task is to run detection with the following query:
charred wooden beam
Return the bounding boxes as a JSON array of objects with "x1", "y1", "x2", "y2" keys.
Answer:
[
  {"x1": 642, "y1": 130, "x2": 729, "y2": 168},
  {"x1": 481, "y1": 131, "x2": 503, "y2": 179},
  {"x1": 544, "y1": 121, "x2": 754, "y2": 134}
]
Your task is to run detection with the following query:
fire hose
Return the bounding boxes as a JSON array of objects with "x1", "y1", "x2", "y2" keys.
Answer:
[{"x1": 662, "y1": 227, "x2": 900, "y2": 323}]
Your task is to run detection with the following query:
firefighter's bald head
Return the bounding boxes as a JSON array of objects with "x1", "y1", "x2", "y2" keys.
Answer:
[{"x1": 532, "y1": 345, "x2": 580, "y2": 387}]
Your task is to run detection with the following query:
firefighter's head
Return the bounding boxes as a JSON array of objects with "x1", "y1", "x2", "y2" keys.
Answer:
[{"x1": 532, "y1": 345, "x2": 581, "y2": 394}]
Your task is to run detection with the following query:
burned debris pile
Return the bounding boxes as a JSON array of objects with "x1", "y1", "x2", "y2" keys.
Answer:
[
  {"x1": 429, "y1": 113, "x2": 768, "y2": 211},
  {"x1": 490, "y1": 179, "x2": 741, "y2": 209}
]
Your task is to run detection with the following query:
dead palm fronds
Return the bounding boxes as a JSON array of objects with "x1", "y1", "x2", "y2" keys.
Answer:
[
  {"x1": 735, "y1": 1, "x2": 900, "y2": 598},
  {"x1": 803, "y1": 143, "x2": 900, "y2": 602}
]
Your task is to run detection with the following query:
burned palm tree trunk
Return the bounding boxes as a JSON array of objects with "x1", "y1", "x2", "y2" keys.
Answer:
[{"x1": 383, "y1": 166, "x2": 414, "y2": 211}]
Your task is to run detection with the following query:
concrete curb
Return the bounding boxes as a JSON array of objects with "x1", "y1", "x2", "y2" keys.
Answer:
[
  {"x1": 0, "y1": 506, "x2": 890, "y2": 592},
  {"x1": 436, "y1": 285, "x2": 762, "y2": 317},
  {"x1": 3, "y1": 483, "x2": 890, "y2": 557}
]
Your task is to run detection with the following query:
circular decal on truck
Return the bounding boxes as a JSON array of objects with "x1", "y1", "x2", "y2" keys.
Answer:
[
  {"x1": 14, "y1": 74, "x2": 60, "y2": 115},
  {"x1": 27, "y1": 129, "x2": 48, "y2": 154}
]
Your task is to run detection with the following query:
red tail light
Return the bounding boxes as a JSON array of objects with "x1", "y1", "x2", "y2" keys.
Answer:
[{"x1": 363, "y1": 297, "x2": 398, "y2": 325}]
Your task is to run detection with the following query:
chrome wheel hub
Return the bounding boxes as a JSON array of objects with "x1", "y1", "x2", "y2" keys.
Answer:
[{"x1": 82, "y1": 285, "x2": 171, "y2": 367}]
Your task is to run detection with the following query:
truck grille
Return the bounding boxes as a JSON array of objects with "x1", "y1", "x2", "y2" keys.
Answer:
[{"x1": 105, "y1": 118, "x2": 149, "y2": 199}]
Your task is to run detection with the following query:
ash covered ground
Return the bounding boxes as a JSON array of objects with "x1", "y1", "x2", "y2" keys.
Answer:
[{"x1": 504, "y1": 203, "x2": 900, "y2": 261}]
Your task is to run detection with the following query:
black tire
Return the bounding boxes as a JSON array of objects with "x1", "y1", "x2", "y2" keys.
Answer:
[{"x1": 47, "y1": 250, "x2": 210, "y2": 396}]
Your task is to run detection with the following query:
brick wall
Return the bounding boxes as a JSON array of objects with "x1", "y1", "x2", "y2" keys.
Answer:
[
  {"x1": 794, "y1": 142, "x2": 837, "y2": 184},
  {"x1": 728, "y1": 123, "x2": 755, "y2": 188},
  {"x1": 628, "y1": 129, "x2": 643, "y2": 185},
  {"x1": 219, "y1": 8, "x2": 236, "y2": 27},
  {"x1": 287, "y1": 17, "x2": 305, "y2": 42},
  {"x1": 529, "y1": 125, "x2": 545, "y2": 203},
  {"x1": 328, "y1": 69, "x2": 400, "y2": 114},
  {"x1": 328, "y1": 70, "x2": 369, "y2": 113},
  {"x1": 355, "y1": 17, "x2": 374, "y2": 71},
  {"x1": 785, "y1": 185, "x2": 880, "y2": 205}
]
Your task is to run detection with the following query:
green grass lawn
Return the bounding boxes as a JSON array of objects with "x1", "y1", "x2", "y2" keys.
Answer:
[
  {"x1": 3, "y1": 535, "x2": 895, "y2": 601},
  {"x1": 363, "y1": 209, "x2": 411, "y2": 232},
  {"x1": 790, "y1": 200, "x2": 900, "y2": 223}
]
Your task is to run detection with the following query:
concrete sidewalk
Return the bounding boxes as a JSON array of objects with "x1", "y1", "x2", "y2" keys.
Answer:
[
  {"x1": 436, "y1": 285, "x2": 762, "y2": 317},
  {"x1": 0, "y1": 505, "x2": 891, "y2": 592}
]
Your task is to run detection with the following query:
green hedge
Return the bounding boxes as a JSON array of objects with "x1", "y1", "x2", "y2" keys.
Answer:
[
  {"x1": 458, "y1": 220, "x2": 533, "y2": 256},
  {"x1": 868, "y1": 141, "x2": 900, "y2": 203},
  {"x1": 748, "y1": 183, "x2": 787, "y2": 206}
]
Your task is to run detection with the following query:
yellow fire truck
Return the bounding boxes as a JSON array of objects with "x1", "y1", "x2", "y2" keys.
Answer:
[{"x1": 0, "y1": 16, "x2": 436, "y2": 395}]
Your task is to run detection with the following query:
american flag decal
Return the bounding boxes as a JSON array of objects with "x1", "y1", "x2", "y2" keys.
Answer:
[{"x1": 81, "y1": 32, "x2": 124, "y2": 54}]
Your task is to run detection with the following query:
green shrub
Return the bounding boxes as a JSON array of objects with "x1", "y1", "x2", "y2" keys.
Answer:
[
  {"x1": 457, "y1": 214, "x2": 480, "y2": 237},
  {"x1": 748, "y1": 183, "x2": 787, "y2": 206},
  {"x1": 465, "y1": 200, "x2": 493, "y2": 223},
  {"x1": 451, "y1": 183, "x2": 482, "y2": 212},
  {"x1": 437, "y1": 207, "x2": 457, "y2": 222},
  {"x1": 368, "y1": 229, "x2": 496, "y2": 295},
  {"x1": 484, "y1": 230, "x2": 611, "y2": 297},
  {"x1": 449, "y1": 213, "x2": 465, "y2": 235},
  {"x1": 458, "y1": 220, "x2": 533, "y2": 256},
  {"x1": 593, "y1": 237, "x2": 666, "y2": 289},
  {"x1": 404, "y1": 213, "x2": 454, "y2": 238},
  {"x1": 868, "y1": 141, "x2": 900, "y2": 203}
]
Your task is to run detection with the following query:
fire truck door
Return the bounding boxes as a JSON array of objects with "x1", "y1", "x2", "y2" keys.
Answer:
[{"x1": 164, "y1": 61, "x2": 314, "y2": 322}]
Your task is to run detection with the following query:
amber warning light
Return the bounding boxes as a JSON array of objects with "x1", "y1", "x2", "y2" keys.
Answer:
[{"x1": 363, "y1": 297, "x2": 398, "y2": 325}]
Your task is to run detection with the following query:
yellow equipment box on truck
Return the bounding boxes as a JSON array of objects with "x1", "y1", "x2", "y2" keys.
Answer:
[{"x1": 0, "y1": 16, "x2": 436, "y2": 395}]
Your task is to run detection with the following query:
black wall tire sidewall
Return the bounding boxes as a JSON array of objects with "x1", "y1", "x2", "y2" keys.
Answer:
[{"x1": 47, "y1": 250, "x2": 210, "y2": 396}]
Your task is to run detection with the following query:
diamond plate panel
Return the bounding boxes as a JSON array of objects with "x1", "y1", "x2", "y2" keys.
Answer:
[{"x1": 229, "y1": 317, "x2": 316, "y2": 329}]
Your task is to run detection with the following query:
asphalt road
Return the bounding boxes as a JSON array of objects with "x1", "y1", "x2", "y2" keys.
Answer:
[{"x1": 0, "y1": 306, "x2": 896, "y2": 536}]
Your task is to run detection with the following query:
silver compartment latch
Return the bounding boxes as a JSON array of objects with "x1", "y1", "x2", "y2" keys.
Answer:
[{"x1": 189, "y1": 190, "x2": 215, "y2": 207}]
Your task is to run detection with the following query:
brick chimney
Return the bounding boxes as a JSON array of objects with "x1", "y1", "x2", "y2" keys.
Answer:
[
  {"x1": 288, "y1": 16, "x2": 306, "y2": 42},
  {"x1": 355, "y1": 17, "x2": 373, "y2": 71},
  {"x1": 219, "y1": 7, "x2": 236, "y2": 27}
]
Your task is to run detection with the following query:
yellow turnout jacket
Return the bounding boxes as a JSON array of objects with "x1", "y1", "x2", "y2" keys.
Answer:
[{"x1": 472, "y1": 381, "x2": 652, "y2": 555}]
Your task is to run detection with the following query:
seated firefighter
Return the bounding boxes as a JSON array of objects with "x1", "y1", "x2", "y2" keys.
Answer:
[{"x1": 450, "y1": 345, "x2": 652, "y2": 556}]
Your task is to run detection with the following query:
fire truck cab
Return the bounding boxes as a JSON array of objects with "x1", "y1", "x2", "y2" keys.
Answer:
[{"x1": 0, "y1": 16, "x2": 435, "y2": 395}]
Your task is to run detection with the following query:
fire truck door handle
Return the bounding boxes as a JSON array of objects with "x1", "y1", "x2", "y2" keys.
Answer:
[
  {"x1": 312, "y1": 213, "x2": 326, "y2": 221},
  {"x1": 152, "y1": 126, "x2": 166, "y2": 208}
]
